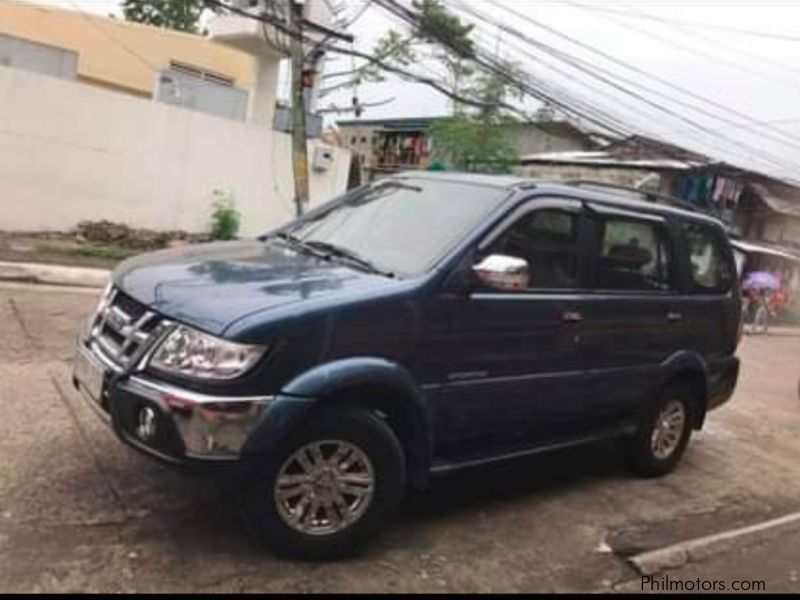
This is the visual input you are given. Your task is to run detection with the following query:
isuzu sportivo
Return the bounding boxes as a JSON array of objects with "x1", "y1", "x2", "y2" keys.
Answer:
[{"x1": 73, "y1": 173, "x2": 740, "y2": 557}]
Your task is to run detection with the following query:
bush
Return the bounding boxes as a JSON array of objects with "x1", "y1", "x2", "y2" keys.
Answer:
[{"x1": 209, "y1": 190, "x2": 241, "y2": 241}]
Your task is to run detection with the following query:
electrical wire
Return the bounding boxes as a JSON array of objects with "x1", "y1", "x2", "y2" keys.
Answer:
[
  {"x1": 554, "y1": 2, "x2": 800, "y2": 44},
  {"x1": 447, "y1": 0, "x2": 800, "y2": 170},
  {"x1": 487, "y1": 0, "x2": 800, "y2": 151},
  {"x1": 567, "y1": 0, "x2": 800, "y2": 86},
  {"x1": 440, "y1": 0, "x2": 800, "y2": 177}
]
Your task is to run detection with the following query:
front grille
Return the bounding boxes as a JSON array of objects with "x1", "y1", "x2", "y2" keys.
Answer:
[{"x1": 88, "y1": 287, "x2": 167, "y2": 368}]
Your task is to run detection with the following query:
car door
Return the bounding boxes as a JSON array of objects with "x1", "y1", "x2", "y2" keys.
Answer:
[
  {"x1": 428, "y1": 198, "x2": 593, "y2": 450},
  {"x1": 678, "y1": 220, "x2": 739, "y2": 359},
  {"x1": 577, "y1": 204, "x2": 686, "y2": 427}
]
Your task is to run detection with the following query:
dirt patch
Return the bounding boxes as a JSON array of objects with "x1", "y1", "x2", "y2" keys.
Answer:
[{"x1": 0, "y1": 223, "x2": 212, "y2": 269}]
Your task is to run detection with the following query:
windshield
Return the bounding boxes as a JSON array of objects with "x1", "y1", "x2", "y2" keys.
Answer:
[{"x1": 285, "y1": 178, "x2": 508, "y2": 277}]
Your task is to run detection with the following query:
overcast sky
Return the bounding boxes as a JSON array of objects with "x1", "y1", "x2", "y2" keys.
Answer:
[{"x1": 40, "y1": 0, "x2": 800, "y2": 181}]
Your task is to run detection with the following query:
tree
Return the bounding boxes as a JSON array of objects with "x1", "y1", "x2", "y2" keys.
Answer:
[
  {"x1": 429, "y1": 59, "x2": 524, "y2": 173},
  {"x1": 122, "y1": 0, "x2": 207, "y2": 33}
]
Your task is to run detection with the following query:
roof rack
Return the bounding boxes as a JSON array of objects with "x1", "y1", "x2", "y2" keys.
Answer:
[{"x1": 562, "y1": 179, "x2": 701, "y2": 214}]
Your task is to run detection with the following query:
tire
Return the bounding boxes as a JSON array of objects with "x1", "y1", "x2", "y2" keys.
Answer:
[
  {"x1": 239, "y1": 406, "x2": 406, "y2": 559},
  {"x1": 626, "y1": 385, "x2": 695, "y2": 478}
]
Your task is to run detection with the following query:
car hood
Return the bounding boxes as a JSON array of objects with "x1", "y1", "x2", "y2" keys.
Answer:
[{"x1": 114, "y1": 240, "x2": 396, "y2": 336}]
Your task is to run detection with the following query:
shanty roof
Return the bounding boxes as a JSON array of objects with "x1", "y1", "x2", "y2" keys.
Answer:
[
  {"x1": 518, "y1": 149, "x2": 704, "y2": 171},
  {"x1": 748, "y1": 182, "x2": 800, "y2": 218},
  {"x1": 730, "y1": 239, "x2": 800, "y2": 262}
]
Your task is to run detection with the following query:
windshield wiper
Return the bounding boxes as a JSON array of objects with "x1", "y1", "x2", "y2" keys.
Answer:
[
  {"x1": 270, "y1": 232, "x2": 327, "y2": 256},
  {"x1": 304, "y1": 241, "x2": 395, "y2": 278}
]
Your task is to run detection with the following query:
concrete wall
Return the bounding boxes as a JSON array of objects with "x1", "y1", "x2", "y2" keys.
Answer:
[
  {"x1": 502, "y1": 124, "x2": 591, "y2": 156},
  {"x1": 0, "y1": 65, "x2": 350, "y2": 236},
  {"x1": 513, "y1": 164, "x2": 675, "y2": 196}
]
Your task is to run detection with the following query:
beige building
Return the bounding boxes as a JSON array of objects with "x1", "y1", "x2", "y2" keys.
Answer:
[
  {"x1": 0, "y1": 1, "x2": 351, "y2": 235},
  {"x1": 0, "y1": 1, "x2": 258, "y2": 118}
]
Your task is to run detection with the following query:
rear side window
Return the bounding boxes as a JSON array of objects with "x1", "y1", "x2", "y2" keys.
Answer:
[
  {"x1": 593, "y1": 217, "x2": 673, "y2": 292},
  {"x1": 683, "y1": 222, "x2": 734, "y2": 294}
]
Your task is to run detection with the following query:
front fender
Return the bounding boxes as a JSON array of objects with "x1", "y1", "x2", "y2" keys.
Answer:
[
  {"x1": 281, "y1": 356, "x2": 425, "y2": 402},
  {"x1": 242, "y1": 357, "x2": 432, "y2": 488}
]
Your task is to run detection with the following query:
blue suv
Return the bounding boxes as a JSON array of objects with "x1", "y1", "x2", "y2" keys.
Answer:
[{"x1": 73, "y1": 173, "x2": 741, "y2": 557}]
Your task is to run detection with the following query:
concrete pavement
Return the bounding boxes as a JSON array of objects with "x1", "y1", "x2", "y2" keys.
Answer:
[
  {"x1": 0, "y1": 261, "x2": 109, "y2": 288},
  {"x1": 1, "y1": 281, "x2": 800, "y2": 592}
]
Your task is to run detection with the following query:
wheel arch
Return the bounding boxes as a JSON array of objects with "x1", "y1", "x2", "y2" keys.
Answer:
[
  {"x1": 660, "y1": 351, "x2": 709, "y2": 429},
  {"x1": 243, "y1": 357, "x2": 433, "y2": 490}
]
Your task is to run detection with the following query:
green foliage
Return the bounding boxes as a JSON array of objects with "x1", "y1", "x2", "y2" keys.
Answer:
[
  {"x1": 413, "y1": 0, "x2": 475, "y2": 59},
  {"x1": 362, "y1": 30, "x2": 418, "y2": 82},
  {"x1": 122, "y1": 0, "x2": 207, "y2": 33},
  {"x1": 365, "y1": 0, "x2": 475, "y2": 99},
  {"x1": 428, "y1": 58, "x2": 524, "y2": 173},
  {"x1": 429, "y1": 115, "x2": 519, "y2": 173},
  {"x1": 209, "y1": 190, "x2": 241, "y2": 241}
]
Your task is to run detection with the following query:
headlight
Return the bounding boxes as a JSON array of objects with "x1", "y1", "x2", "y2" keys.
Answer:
[{"x1": 149, "y1": 325, "x2": 267, "y2": 380}]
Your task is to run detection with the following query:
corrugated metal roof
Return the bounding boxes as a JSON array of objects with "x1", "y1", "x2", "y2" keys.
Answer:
[
  {"x1": 518, "y1": 150, "x2": 703, "y2": 170},
  {"x1": 748, "y1": 182, "x2": 800, "y2": 218}
]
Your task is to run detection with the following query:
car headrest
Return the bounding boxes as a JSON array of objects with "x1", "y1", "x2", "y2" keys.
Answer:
[{"x1": 607, "y1": 245, "x2": 653, "y2": 268}]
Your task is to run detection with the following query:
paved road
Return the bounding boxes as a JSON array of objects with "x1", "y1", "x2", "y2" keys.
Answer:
[{"x1": 1, "y1": 282, "x2": 799, "y2": 593}]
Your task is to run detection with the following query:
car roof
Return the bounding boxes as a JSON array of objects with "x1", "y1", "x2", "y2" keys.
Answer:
[{"x1": 393, "y1": 171, "x2": 726, "y2": 229}]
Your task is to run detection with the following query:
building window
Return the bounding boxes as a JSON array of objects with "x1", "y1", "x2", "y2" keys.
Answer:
[{"x1": 169, "y1": 61, "x2": 235, "y2": 87}]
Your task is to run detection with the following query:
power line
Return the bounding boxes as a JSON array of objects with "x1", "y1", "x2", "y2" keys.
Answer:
[
  {"x1": 489, "y1": 0, "x2": 800, "y2": 151},
  {"x1": 451, "y1": 0, "x2": 800, "y2": 159},
  {"x1": 567, "y1": 0, "x2": 800, "y2": 87},
  {"x1": 430, "y1": 0, "x2": 800, "y2": 177},
  {"x1": 205, "y1": 0, "x2": 533, "y2": 117},
  {"x1": 468, "y1": 0, "x2": 800, "y2": 175},
  {"x1": 557, "y1": 2, "x2": 800, "y2": 43},
  {"x1": 372, "y1": 0, "x2": 638, "y2": 138}
]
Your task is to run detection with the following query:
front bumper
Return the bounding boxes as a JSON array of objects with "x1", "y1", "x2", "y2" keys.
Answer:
[{"x1": 73, "y1": 339, "x2": 273, "y2": 468}]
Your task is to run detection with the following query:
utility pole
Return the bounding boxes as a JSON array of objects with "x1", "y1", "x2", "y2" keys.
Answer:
[{"x1": 288, "y1": 0, "x2": 309, "y2": 217}]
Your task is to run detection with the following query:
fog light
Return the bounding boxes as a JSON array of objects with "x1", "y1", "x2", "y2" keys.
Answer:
[{"x1": 136, "y1": 405, "x2": 158, "y2": 441}]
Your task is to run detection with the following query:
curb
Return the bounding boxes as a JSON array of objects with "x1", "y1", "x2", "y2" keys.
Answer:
[
  {"x1": 0, "y1": 261, "x2": 109, "y2": 289},
  {"x1": 629, "y1": 511, "x2": 800, "y2": 576}
]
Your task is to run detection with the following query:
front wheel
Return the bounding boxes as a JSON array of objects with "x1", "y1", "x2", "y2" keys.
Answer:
[
  {"x1": 240, "y1": 406, "x2": 406, "y2": 559},
  {"x1": 626, "y1": 386, "x2": 695, "y2": 478}
]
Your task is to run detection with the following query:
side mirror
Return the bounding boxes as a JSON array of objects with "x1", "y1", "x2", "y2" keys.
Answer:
[{"x1": 472, "y1": 254, "x2": 530, "y2": 292}]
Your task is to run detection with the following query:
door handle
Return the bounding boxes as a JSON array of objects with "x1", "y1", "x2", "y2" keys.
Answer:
[
  {"x1": 562, "y1": 311, "x2": 584, "y2": 323},
  {"x1": 666, "y1": 311, "x2": 683, "y2": 322}
]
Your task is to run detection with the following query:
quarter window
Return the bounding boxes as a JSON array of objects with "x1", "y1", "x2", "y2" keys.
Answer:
[
  {"x1": 486, "y1": 209, "x2": 582, "y2": 290},
  {"x1": 683, "y1": 222, "x2": 734, "y2": 293},
  {"x1": 593, "y1": 217, "x2": 673, "y2": 291}
]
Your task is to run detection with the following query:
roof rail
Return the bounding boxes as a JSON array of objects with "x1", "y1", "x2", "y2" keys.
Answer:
[{"x1": 563, "y1": 179, "x2": 701, "y2": 214}]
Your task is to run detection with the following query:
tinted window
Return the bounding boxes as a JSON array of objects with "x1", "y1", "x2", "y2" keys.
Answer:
[
  {"x1": 594, "y1": 217, "x2": 673, "y2": 291},
  {"x1": 288, "y1": 179, "x2": 507, "y2": 277},
  {"x1": 683, "y1": 222, "x2": 734, "y2": 293},
  {"x1": 487, "y1": 209, "x2": 581, "y2": 289}
]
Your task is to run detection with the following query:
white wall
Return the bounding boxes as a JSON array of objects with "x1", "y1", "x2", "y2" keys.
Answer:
[{"x1": 0, "y1": 65, "x2": 350, "y2": 236}]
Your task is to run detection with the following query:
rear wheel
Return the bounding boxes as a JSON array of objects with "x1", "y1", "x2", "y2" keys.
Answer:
[
  {"x1": 240, "y1": 406, "x2": 406, "y2": 559},
  {"x1": 626, "y1": 385, "x2": 695, "y2": 477}
]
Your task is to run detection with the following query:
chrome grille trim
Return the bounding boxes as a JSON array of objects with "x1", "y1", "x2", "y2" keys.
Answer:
[{"x1": 88, "y1": 287, "x2": 168, "y2": 369}]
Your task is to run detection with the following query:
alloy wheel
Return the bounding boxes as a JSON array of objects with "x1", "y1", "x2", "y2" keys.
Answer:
[{"x1": 274, "y1": 440, "x2": 375, "y2": 536}]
